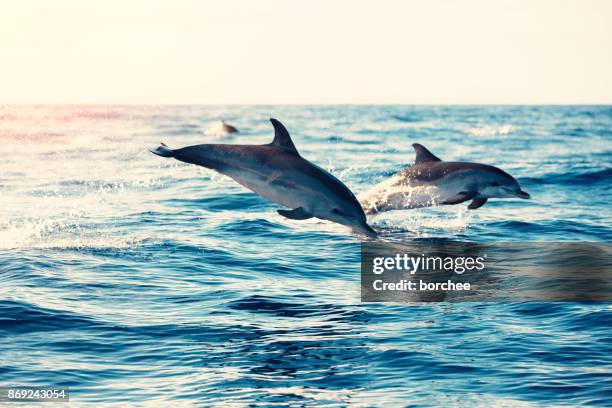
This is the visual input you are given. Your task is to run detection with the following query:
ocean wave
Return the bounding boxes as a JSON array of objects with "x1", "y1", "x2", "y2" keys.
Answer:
[
  {"x1": 165, "y1": 192, "x2": 269, "y2": 211},
  {"x1": 0, "y1": 218, "x2": 147, "y2": 250},
  {"x1": 1, "y1": 105, "x2": 611, "y2": 406},
  {"x1": 216, "y1": 218, "x2": 295, "y2": 237},
  {"x1": 324, "y1": 135, "x2": 378, "y2": 144},
  {"x1": 227, "y1": 295, "x2": 349, "y2": 318},
  {"x1": 521, "y1": 168, "x2": 612, "y2": 186},
  {"x1": 58, "y1": 109, "x2": 124, "y2": 122},
  {"x1": 0, "y1": 130, "x2": 67, "y2": 142},
  {"x1": 483, "y1": 219, "x2": 611, "y2": 240},
  {"x1": 390, "y1": 115, "x2": 422, "y2": 123},
  {"x1": 0, "y1": 300, "x2": 105, "y2": 334}
]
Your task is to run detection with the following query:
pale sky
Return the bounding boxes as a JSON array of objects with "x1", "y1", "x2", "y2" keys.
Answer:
[{"x1": 1, "y1": 0, "x2": 611, "y2": 104}]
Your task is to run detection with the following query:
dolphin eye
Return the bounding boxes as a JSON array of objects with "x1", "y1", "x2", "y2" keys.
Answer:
[{"x1": 490, "y1": 181, "x2": 500, "y2": 187}]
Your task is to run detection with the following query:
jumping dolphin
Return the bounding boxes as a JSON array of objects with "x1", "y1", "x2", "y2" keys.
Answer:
[
  {"x1": 151, "y1": 118, "x2": 377, "y2": 238},
  {"x1": 360, "y1": 143, "x2": 530, "y2": 214},
  {"x1": 205, "y1": 119, "x2": 239, "y2": 136}
]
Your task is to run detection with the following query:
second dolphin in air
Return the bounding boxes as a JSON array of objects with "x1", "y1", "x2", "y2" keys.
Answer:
[
  {"x1": 360, "y1": 143, "x2": 530, "y2": 214},
  {"x1": 151, "y1": 119, "x2": 377, "y2": 238}
]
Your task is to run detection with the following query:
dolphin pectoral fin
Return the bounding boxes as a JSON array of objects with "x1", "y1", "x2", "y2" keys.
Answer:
[
  {"x1": 277, "y1": 207, "x2": 313, "y2": 220},
  {"x1": 468, "y1": 198, "x2": 488, "y2": 210},
  {"x1": 442, "y1": 192, "x2": 476, "y2": 205}
]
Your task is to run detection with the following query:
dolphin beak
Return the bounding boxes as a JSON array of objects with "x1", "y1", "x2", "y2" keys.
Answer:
[
  {"x1": 516, "y1": 189, "x2": 530, "y2": 199},
  {"x1": 353, "y1": 222, "x2": 378, "y2": 239}
]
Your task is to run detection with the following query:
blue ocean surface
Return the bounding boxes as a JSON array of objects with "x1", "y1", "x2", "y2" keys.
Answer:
[{"x1": 0, "y1": 105, "x2": 610, "y2": 406}]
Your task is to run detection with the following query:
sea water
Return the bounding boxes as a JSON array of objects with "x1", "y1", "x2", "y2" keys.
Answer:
[{"x1": 0, "y1": 105, "x2": 610, "y2": 405}]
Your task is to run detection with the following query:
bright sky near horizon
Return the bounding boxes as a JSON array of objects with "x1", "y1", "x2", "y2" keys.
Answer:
[{"x1": 1, "y1": 0, "x2": 611, "y2": 104}]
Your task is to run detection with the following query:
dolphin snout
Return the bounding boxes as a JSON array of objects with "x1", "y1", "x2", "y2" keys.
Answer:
[
  {"x1": 516, "y1": 189, "x2": 530, "y2": 199},
  {"x1": 353, "y1": 222, "x2": 378, "y2": 239}
]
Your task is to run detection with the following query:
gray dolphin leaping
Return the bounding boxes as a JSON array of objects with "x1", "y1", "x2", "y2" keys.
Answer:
[
  {"x1": 360, "y1": 143, "x2": 530, "y2": 214},
  {"x1": 151, "y1": 118, "x2": 377, "y2": 238}
]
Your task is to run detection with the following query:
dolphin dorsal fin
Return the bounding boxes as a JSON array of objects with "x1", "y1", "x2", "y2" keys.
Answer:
[
  {"x1": 270, "y1": 118, "x2": 299, "y2": 154},
  {"x1": 412, "y1": 143, "x2": 441, "y2": 163}
]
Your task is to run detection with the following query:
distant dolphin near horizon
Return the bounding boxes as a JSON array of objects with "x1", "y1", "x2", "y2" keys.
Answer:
[
  {"x1": 360, "y1": 143, "x2": 530, "y2": 214},
  {"x1": 205, "y1": 119, "x2": 239, "y2": 137},
  {"x1": 151, "y1": 118, "x2": 377, "y2": 238}
]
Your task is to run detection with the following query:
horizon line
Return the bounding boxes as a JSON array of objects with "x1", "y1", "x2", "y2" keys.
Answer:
[{"x1": 3, "y1": 102, "x2": 612, "y2": 106}]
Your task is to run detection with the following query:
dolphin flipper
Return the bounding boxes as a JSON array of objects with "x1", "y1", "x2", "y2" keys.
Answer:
[
  {"x1": 442, "y1": 192, "x2": 476, "y2": 205},
  {"x1": 468, "y1": 198, "x2": 488, "y2": 209},
  {"x1": 277, "y1": 207, "x2": 313, "y2": 220}
]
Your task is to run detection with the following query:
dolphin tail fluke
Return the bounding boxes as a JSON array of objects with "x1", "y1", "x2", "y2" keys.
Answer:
[{"x1": 150, "y1": 142, "x2": 174, "y2": 158}]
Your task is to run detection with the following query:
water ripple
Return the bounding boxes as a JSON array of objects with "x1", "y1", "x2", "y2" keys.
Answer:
[{"x1": 0, "y1": 105, "x2": 610, "y2": 405}]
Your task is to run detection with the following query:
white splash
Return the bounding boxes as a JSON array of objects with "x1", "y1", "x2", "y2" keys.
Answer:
[
  {"x1": 466, "y1": 124, "x2": 515, "y2": 137},
  {"x1": 359, "y1": 174, "x2": 442, "y2": 214}
]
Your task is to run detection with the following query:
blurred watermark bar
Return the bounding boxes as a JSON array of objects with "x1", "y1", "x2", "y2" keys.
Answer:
[
  {"x1": 361, "y1": 242, "x2": 611, "y2": 302},
  {"x1": 0, "y1": 387, "x2": 69, "y2": 402}
]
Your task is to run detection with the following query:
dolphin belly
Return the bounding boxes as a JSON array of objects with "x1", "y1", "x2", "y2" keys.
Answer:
[
  {"x1": 228, "y1": 170, "x2": 306, "y2": 208},
  {"x1": 221, "y1": 166, "x2": 328, "y2": 215},
  {"x1": 173, "y1": 145, "x2": 352, "y2": 219}
]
